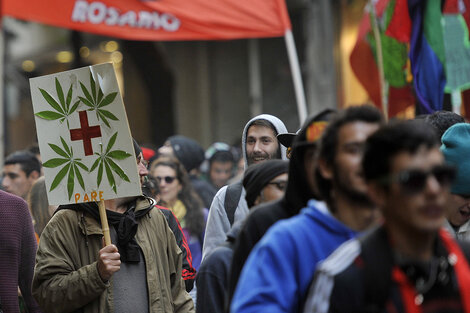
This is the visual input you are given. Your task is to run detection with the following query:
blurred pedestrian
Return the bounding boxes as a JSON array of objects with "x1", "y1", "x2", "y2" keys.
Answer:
[
  {"x1": 424, "y1": 110, "x2": 465, "y2": 138},
  {"x1": 2, "y1": 150, "x2": 41, "y2": 200},
  {"x1": 304, "y1": 120, "x2": 466, "y2": 313},
  {"x1": 0, "y1": 190, "x2": 42, "y2": 313},
  {"x1": 27, "y1": 177, "x2": 56, "y2": 237}
]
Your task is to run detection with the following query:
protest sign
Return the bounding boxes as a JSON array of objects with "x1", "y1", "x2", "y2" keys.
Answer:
[{"x1": 31, "y1": 63, "x2": 141, "y2": 206}]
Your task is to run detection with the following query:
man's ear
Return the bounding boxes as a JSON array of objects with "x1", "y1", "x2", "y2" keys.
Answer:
[
  {"x1": 254, "y1": 190, "x2": 265, "y2": 206},
  {"x1": 367, "y1": 182, "x2": 386, "y2": 208},
  {"x1": 318, "y1": 158, "x2": 333, "y2": 180},
  {"x1": 254, "y1": 195, "x2": 261, "y2": 207},
  {"x1": 28, "y1": 170, "x2": 40, "y2": 181}
]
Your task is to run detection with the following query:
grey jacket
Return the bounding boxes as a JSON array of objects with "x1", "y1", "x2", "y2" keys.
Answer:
[{"x1": 202, "y1": 114, "x2": 288, "y2": 259}]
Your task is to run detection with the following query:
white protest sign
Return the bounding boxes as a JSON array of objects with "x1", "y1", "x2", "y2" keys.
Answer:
[{"x1": 30, "y1": 63, "x2": 141, "y2": 205}]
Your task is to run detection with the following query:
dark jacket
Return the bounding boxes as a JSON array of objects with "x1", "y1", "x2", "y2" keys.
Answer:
[
  {"x1": 303, "y1": 226, "x2": 470, "y2": 313},
  {"x1": 196, "y1": 222, "x2": 242, "y2": 313}
]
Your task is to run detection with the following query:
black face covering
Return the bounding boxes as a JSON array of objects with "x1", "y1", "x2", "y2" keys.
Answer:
[{"x1": 58, "y1": 199, "x2": 153, "y2": 263}]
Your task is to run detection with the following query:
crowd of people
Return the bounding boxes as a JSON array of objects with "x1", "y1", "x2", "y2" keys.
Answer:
[{"x1": 1, "y1": 106, "x2": 470, "y2": 313}]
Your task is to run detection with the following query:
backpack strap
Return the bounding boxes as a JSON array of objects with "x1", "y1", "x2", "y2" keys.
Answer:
[{"x1": 224, "y1": 181, "x2": 243, "y2": 226}]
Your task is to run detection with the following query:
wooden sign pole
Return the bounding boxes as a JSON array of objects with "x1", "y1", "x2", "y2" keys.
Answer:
[{"x1": 98, "y1": 199, "x2": 111, "y2": 246}]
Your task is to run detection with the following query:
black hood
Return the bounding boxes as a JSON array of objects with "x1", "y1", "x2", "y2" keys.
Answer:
[{"x1": 283, "y1": 109, "x2": 336, "y2": 215}]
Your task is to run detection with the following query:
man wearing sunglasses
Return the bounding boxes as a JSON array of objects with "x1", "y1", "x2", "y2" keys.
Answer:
[
  {"x1": 231, "y1": 106, "x2": 384, "y2": 313},
  {"x1": 441, "y1": 123, "x2": 470, "y2": 242},
  {"x1": 303, "y1": 120, "x2": 470, "y2": 313}
]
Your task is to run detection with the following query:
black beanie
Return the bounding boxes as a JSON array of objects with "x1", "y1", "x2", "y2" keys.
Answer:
[
  {"x1": 243, "y1": 160, "x2": 289, "y2": 208},
  {"x1": 168, "y1": 135, "x2": 205, "y2": 173}
]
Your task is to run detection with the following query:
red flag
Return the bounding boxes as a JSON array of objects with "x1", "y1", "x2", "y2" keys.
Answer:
[
  {"x1": 385, "y1": 0, "x2": 411, "y2": 43},
  {"x1": 350, "y1": 0, "x2": 415, "y2": 117},
  {"x1": 2, "y1": 0, "x2": 291, "y2": 41}
]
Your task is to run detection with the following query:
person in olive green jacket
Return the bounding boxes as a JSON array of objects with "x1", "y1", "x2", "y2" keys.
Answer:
[{"x1": 32, "y1": 144, "x2": 194, "y2": 313}]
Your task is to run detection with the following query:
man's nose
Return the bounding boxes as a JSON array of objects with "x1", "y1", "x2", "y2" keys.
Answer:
[
  {"x1": 425, "y1": 175, "x2": 441, "y2": 195},
  {"x1": 2, "y1": 177, "x2": 9, "y2": 188},
  {"x1": 253, "y1": 141, "x2": 262, "y2": 152}
]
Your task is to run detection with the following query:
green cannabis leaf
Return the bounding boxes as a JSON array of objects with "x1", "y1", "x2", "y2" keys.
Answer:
[
  {"x1": 42, "y1": 136, "x2": 89, "y2": 200},
  {"x1": 89, "y1": 132, "x2": 132, "y2": 193},
  {"x1": 79, "y1": 71, "x2": 119, "y2": 128},
  {"x1": 35, "y1": 78, "x2": 81, "y2": 128}
]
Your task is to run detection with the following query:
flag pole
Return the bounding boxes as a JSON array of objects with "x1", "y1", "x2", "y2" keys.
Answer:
[
  {"x1": 451, "y1": 89, "x2": 462, "y2": 114},
  {"x1": 98, "y1": 200, "x2": 111, "y2": 245},
  {"x1": 284, "y1": 29, "x2": 308, "y2": 124},
  {"x1": 369, "y1": 1, "x2": 388, "y2": 121}
]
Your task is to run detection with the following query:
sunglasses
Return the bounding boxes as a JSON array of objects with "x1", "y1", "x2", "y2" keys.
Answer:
[
  {"x1": 377, "y1": 164, "x2": 456, "y2": 195},
  {"x1": 155, "y1": 176, "x2": 177, "y2": 184},
  {"x1": 267, "y1": 180, "x2": 288, "y2": 191}
]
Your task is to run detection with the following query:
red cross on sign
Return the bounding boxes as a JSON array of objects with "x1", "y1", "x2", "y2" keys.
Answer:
[{"x1": 70, "y1": 110, "x2": 102, "y2": 156}]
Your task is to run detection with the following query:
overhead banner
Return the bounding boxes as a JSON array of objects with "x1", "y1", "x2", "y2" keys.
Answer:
[
  {"x1": 30, "y1": 63, "x2": 141, "y2": 205},
  {"x1": 2, "y1": 0, "x2": 291, "y2": 41}
]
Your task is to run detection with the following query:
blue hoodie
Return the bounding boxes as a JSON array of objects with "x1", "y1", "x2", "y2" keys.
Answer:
[{"x1": 231, "y1": 200, "x2": 358, "y2": 313}]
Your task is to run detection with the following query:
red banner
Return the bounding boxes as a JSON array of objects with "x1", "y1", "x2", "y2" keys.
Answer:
[{"x1": 2, "y1": 0, "x2": 291, "y2": 41}]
